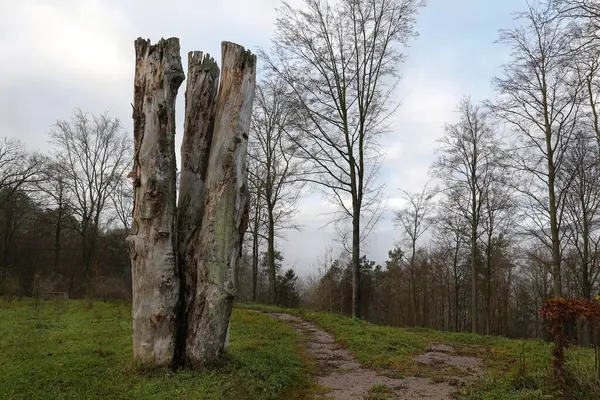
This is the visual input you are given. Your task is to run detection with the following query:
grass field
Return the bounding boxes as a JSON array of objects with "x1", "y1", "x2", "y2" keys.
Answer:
[
  {"x1": 2, "y1": 299, "x2": 599, "y2": 400},
  {"x1": 0, "y1": 299, "x2": 312, "y2": 400},
  {"x1": 239, "y1": 304, "x2": 600, "y2": 400}
]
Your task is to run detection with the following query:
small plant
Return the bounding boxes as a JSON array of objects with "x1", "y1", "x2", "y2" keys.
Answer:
[
  {"x1": 369, "y1": 384, "x2": 393, "y2": 394},
  {"x1": 53, "y1": 297, "x2": 67, "y2": 323},
  {"x1": 30, "y1": 272, "x2": 44, "y2": 327},
  {"x1": 595, "y1": 325, "x2": 600, "y2": 379},
  {"x1": 518, "y1": 341, "x2": 527, "y2": 378},
  {"x1": 511, "y1": 341, "x2": 537, "y2": 391},
  {"x1": 83, "y1": 299, "x2": 94, "y2": 310},
  {"x1": 365, "y1": 384, "x2": 395, "y2": 399}
]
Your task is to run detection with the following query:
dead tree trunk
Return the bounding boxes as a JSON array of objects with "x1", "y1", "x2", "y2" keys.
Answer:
[
  {"x1": 128, "y1": 37, "x2": 184, "y2": 367},
  {"x1": 185, "y1": 42, "x2": 256, "y2": 368},
  {"x1": 128, "y1": 38, "x2": 255, "y2": 369},
  {"x1": 175, "y1": 51, "x2": 220, "y2": 366}
]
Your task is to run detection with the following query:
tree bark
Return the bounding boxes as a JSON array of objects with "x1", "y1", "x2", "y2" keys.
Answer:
[
  {"x1": 185, "y1": 42, "x2": 255, "y2": 368},
  {"x1": 352, "y1": 210, "x2": 361, "y2": 319},
  {"x1": 251, "y1": 216, "x2": 259, "y2": 302},
  {"x1": 410, "y1": 239, "x2": 419, "y2": 326},
  {"x1": 548, "y1": 145, "x2": 562, "y2": 298},
  {"x1": 175, "y1": 51, "x2": 220, "y2": 366},
  {"x1": 82, "y1": 231, "x2": 96, "y2": 298},
  {"x1": 470, "y1": 157, "x2": 478, "y2": 334},
  {"x1": 128, "y1": 37, "x2": 184, "y2": 367},
  {"x1": 267, "y1": 209, "x2": 276, "y2": 304},
  {"x1": 53, "y1": 179, "x2": 64, "y2": 276},
  {"x1": 485, "y1": 231, "x2": 492, "y2": 335}
]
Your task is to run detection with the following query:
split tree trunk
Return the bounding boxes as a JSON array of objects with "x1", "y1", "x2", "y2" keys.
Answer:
[
  {"x1": 175, "y1": 51, "x2": 220, "y2": 366},
  {"x1": 128, "y1": 38, "x2": 255, "y2": 370},
  {"x1": 185, "y1": 42, "x2": 256, "y2": 367},
  {"x1": 128, "y1": 38, "x2": 184, "y2": 367}
]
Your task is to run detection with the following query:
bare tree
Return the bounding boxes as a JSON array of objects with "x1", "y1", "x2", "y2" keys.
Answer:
[
  {"x1": 110, "y1": 177, "x2": 133, "y2": 232},
  {"x1": 432, "y1": 205, "x2": 469, "y2": 331},
  {"x1": 246, "y1": 155, "x2": 267, "y2": 302},
  {"x1": 562, "y1": 131, "x2": 600, "y2": 300},
  {"x1": 394, "y1": 184, "x2": 434, "y2": 325},
  {"x1": 248, "y1": 77, "x2": 303, "y2": 303},
  {"x1": 263, "y1": 0, "x2": 425, "y2": 318},
  {"x1": 0, "y1": 137, "x2": 45, "y2": 207},
  {"x1": 36, "y1": 163, "x2": 70, "y2": 279},
  {"x1": 490, "y1": 0, "x2": 581, "y2": 297},
  {"x1": 553, "y1": 0, "x2": 600, "y2": 28},
  {"x1": 432, "y1": 96, "x2": 501, "y2": 333},
  {"x1": 570, "y1": 23, "x2": 600, "y2": 150},
  {"x1": 480, "y1": 175, "x2": 515, "y2": 335},
  {"x1": 50, "y1": 109, "x2": 131, "y2": 297}
]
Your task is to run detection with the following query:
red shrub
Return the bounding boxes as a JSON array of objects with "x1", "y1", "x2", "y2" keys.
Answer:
[{"x1": 540, "y1": 298, "x2": 600, "y2": 387}]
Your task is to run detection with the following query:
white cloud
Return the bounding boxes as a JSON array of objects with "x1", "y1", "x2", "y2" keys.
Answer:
[{"x1": 0, "y1": 1, "x2": 132, "y2": 82}]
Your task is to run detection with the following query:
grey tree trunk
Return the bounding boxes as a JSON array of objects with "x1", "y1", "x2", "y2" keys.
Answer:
[
  {"x1": 471, "y1": 223, "x2": 477, "y2": 334},
  {"x1": 175, "y1": 51, "x2": 220, "y2": 366},
  {"x1": 267, "y1": 210, "x2": 276, "y2": 304},
  {"x1": 352, "y1": 210, "x2": 361, "y2": 319},
  {"x1": 128, "y1": 37, "x2": 184, "y2": 367},
  {"x1": 128, "y1": 38, "x2": 255, "y2": 370},
  {"x1": 185, "y1": 42, "x2": 256, "y2": 368},
  {"x1": 252, "y1": 218, "x2": 259, "y2": 302}
]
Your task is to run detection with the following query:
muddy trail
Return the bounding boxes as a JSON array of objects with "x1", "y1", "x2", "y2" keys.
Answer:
[{"x1": 267, "y1": 313, "x2": 484, "y2": 400}]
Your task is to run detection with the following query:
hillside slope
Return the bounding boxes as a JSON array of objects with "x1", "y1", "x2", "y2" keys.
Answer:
[
  {"x1": 241, "y1": 304, "x2": 599, "y2": 400},
  {"x1": 1, "y1": 299, "x2": 598, "y2": 399}
]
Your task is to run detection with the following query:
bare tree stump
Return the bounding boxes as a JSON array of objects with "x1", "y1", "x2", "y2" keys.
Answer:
[
  {"x1": 128, "y1": 38, "x2": 255, "y2": 369},
  {"x1": 175, "y1": 51, "x2": 220, "y2": 364},
  {"x1": 185, "y1": 42, "x2": 256, "y2": 367},
  {"x1": 128, "y1": 37, "x2": 184, "y2": 367}
]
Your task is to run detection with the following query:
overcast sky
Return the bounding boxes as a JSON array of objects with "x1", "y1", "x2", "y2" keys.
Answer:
[{"x1": 0, "y1": 0, "x2": 527, "y2": 276}]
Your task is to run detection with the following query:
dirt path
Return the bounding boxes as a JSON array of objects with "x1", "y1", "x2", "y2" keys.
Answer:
[{"x1": 267, "y1": 313, "x2": 484, "y2": 400}]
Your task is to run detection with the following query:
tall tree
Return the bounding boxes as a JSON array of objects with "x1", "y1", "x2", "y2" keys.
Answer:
[
  {"x1": 490, "y1": 0, "x2": 581, "y2": 297},
  {"x1": 0, "y1": 137, "x2": 45, "y2": 207},
  {"x1": 36, "y1": 164, "x2": 70, "y2": 277},
  {"x1": 264, "y1": 0, "x2": 425, "y2": 318},
  {"x1": 248, "y1": 77, "x2": 302, "y2": 304},
  {"x1": 570, "y1": 20, "x2": 600, "y2": 149},
  {"x1": 245, "y1": 164, "x2": 266, "y2": 302},
  {"x1": 433, "y1": 96, "x2": 500, "y2": 333},
  {"x1": 394, "y1": 184, "x2": 434, "y2": 325},
  {"x1": 553, "y1": 0, "x2": 600, "y2": 28},
  {"x1": 432, "y1": 205, "x2": 468, "y2": 332},
  {"x1": 50, "y1": 109, "x2": 131, "y2": 297},
  {"x1": 110, "y1": 177, "x2": 133, "y2": 232},
  {"x1": 480, "y1": 176, "x2": 514, "y2": 335},
  {"x1": 562, "y1": 131, "x2": 600, "y2": 300}
]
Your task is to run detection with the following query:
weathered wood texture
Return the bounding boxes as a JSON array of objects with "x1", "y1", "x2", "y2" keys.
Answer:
[
  {"x1": 128, "y1": 38, "x2": 255, "y2": 369},
  {"x1": 185, "y1": 42, "x2": 256, "y2": 367},
  {"x1": 128, "y1": 37, "x2": 184, "y2": 367},
  {"x1": 175, "y1": 52, "x2": 220, "y2": 364}
]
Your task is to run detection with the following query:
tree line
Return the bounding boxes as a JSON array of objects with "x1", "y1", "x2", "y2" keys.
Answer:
[
  {"x1": 0, "y1": 111, "x2": 132, "y2": 300},
  {"x1": 2, "y1": 0, "x2": 599, "y2": 342},
  {"x1": 240, "y1": 0, "x2": 600, "y2": 340}
]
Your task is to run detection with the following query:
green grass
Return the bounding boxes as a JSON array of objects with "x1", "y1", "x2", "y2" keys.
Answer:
[
  {"x1": 239, "y1": 303, "x2": 600, "y2": 399},
  {"x1": 5, "y1": 299, "x2": 598, "y2": 399},
  {"x1": 0, "y1": 299, "x2": 312, "y2": 400}
]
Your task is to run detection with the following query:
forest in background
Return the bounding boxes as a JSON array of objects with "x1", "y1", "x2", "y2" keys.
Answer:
[{"x1": 1, "y1": 0, "x2": 600, "y2": 342}]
